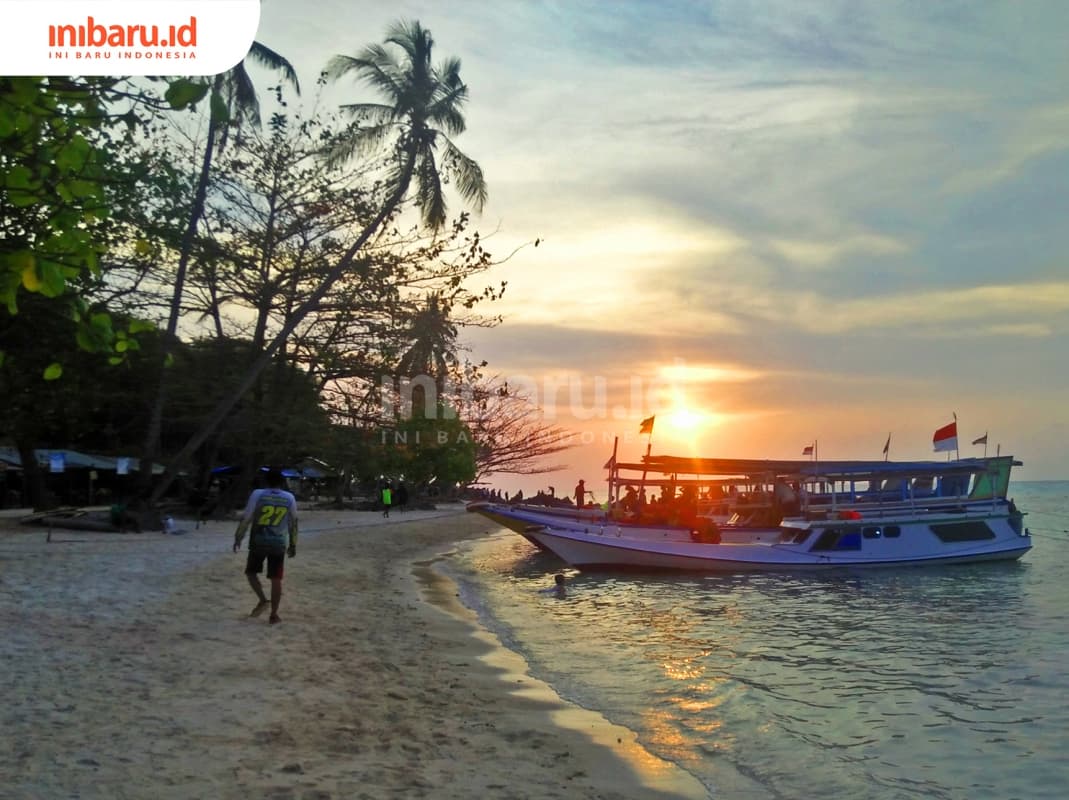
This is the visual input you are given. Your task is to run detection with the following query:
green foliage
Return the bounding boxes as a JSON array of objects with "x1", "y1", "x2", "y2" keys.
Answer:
[
  {"x1": 2, "y1": 28, "x2": 515, "y2": 502},
  {"x1": 0, "y1": 74, "x2": 216, "y2": 353},
  {"x1": 164, "y1": 78, "x2": 209, "y2": 110},
  {"x1": 0, "y1": 77, "x2": 110, "y2": 313},
  {"x1": 378, "y1": 414, "x2": 474, "y2": 483},
  {"x1": 0, "y1": 75, "x2": 202, "y2": 368},
  {"x1": 0, "y1": 292, "x2": 165, "y2": 454},
  {"x1": 165, "y1": 338, "x2": 332, "y2": 470},
  {"x1": 377, "y1": 404, "x2": 476, "y2": 487}
]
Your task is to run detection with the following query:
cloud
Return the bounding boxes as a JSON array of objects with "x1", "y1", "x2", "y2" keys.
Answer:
[
  {"x1": 768, "y1": 232, "x2": 910, "y2": 269},
  {"x1": 252, "y1": 0, "x2": 1069, "y2": 478},
  {"x1": 942, "y1": 102, "x2": 1069, "y2": 194}
]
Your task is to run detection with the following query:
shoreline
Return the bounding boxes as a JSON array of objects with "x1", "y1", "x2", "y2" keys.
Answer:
[
  {"x1": 410, "y1": 549, "x2": 709, "y2": 800},
  {"x1": 0, "y1": 505, "x2": 707, "y2": 799}
]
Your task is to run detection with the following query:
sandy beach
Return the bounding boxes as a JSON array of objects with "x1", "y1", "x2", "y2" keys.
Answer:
[{"x1": 0, "y1": 504, "x2": 707, "y2": 799}]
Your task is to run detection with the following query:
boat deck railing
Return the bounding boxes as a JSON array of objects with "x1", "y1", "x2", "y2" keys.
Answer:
[{"x1": 799, "y1": 493, "x2": 1007, "y2": 522}]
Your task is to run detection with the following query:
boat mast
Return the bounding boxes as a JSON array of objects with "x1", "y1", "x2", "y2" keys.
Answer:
[{"x1": 606, "y1": 436, "x2": 619, "y2": 509}]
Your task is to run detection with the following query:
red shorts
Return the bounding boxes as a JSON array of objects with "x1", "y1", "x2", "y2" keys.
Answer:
[{"x1": 245, "y1": 548, "x2": 285, "y2": 579}]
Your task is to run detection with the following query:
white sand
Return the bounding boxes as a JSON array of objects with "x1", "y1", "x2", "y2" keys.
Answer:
[{"x1": 0, "y1": 505, "x2": 708, "y2": 799}]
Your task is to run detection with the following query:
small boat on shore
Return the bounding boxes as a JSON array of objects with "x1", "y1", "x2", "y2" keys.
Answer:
[{"x1": 478, "y1": 455, "x2": 1032, "y2": 571}]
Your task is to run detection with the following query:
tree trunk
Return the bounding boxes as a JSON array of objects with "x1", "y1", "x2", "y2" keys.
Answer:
[
  {"x1": 149, "y1": 158, "x2": 417, "y2": 504},
  {"x1": 16, "y1": 438, "x2": 49, "y2": 510},
  {"x1": 137, "y1": 82, "x2": 222, "y2": 501}
]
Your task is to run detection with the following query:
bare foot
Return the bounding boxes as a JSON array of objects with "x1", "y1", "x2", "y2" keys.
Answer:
[
  {"x1": 269, "y1": 614, "x2": 281, "y2": 625},
  {"x1": 250, "y1": 600, "x2": 270, "y2": 618}
]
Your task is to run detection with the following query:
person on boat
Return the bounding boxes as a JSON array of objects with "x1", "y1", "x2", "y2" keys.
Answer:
[
  {"x1": 574, "y1": 479, "x2": 587, "y2": 509},
  {"x1": 622, "y1": 485, "x2": 639, "y2": 513}
]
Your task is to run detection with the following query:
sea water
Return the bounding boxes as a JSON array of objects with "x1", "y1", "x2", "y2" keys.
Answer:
[{"x1": 443, "y1": 482, "x2": 1069, "y2": 799}]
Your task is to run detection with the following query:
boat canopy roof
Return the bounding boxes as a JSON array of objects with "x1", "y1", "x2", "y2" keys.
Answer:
[{"x1": 611, "y1": 455, "x2": 1020, "y2": 482}]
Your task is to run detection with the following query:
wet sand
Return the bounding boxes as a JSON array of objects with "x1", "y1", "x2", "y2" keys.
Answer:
[{"x1": 0, "y1": 505, "x2": 707, "y2": 799}]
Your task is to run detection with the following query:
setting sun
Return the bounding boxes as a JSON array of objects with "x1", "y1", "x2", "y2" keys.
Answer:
[{"x1": 666, "y1": 406, "x2": 703, "y2": 430}]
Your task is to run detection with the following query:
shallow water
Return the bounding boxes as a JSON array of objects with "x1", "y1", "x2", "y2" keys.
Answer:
[{"x1": 444, "y1": 482, "x2": 1069, "y2": 799}]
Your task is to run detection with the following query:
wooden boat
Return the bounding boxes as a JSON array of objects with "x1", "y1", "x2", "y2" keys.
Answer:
[{"x1": 516, "y1": 457, "x2": 1031, "y2": 571}]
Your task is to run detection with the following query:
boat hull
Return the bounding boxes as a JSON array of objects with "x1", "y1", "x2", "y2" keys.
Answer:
[
  {"x1": 525, "y1": 518, "x2": 1032, "y2": 572},
  {"x1": 466, "y1": 501, "x2": 780, "y2": 545}
]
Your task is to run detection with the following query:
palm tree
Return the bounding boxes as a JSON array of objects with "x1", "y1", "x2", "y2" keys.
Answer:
[
  {"x1": 397, "y1": 293, "x2": 458, "y2": 419},
  {"x1": 326, "y1": 19, "x2": 487, "y2": 230},
  {"x1": 148, "y1": 20, "x2": 486, "y2": 502},
  {"x1": 398, "y1": 293, "x2": 458, "y2": 382},
  {"x1": 139, "y1": 44, "x2": 299, "y2": 492}
]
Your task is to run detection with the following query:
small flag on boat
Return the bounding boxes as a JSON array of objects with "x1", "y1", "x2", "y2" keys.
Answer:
[
  {"x1": 972, "y1": 433, "x2": 988, "y2": 446},
  {"x1": 639, "y1": 415, "x2": 655, "y2": 435},
  {"x1": 802, "y1": 444, "x2": 814, "y2": 456},
  {"x1": 933, "y1": 420, "x2": 958, "y2": 452},
  {"x1": 882, "y1": 434, "x2": 891, "y2": 455}
]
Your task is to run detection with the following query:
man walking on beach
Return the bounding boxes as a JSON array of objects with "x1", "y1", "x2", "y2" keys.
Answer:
[{"x1": 233, "y1": 469, "x2": 298, "y2": 624}]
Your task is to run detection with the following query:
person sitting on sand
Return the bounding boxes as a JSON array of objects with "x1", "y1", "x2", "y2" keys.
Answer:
[
  {"x1": 232, "y1": 469, "x2": 299, "y2": 624},
  {"x1": 109, "y1": 500, "x2": 141, "y2": 533}
]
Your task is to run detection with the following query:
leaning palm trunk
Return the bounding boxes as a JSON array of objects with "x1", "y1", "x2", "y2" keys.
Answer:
[
  {"x1": 139, "y1": 44, "x2": 297, "y2": 500},
  {"x1": 136, "y1": 90, "x2": 221, "y2": 496},
  {"x1": 148, "y1": 157, "x2": 416, "y2": 503},
  {"x1": 149, "y1": 21, "x2": 482, "y2": 503}
]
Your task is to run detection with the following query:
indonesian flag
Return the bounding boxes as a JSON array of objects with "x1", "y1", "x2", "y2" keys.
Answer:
[
  {"x1": 802, "y1": 445, "x2": 814, "y2": 456},
  {"x1": 972, "y1": 433, "x2": 988, "y2": 446},
  {"x1": 933, "y1": 421, "x2": 958, "y2": 452}
]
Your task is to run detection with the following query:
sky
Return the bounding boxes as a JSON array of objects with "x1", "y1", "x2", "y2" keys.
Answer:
[{"x1": 254, "y1": 0, "x2": 1069, "y2": 490}]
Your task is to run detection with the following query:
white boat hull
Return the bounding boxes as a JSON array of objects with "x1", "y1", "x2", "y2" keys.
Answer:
[{"x1": 525, "y1": 513, "x2": 1032, "y2": 572}]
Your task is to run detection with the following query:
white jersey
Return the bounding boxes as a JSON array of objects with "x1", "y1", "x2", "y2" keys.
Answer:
[{"x1": 240, "y1": 487, "x2": 298, "y2": 550}]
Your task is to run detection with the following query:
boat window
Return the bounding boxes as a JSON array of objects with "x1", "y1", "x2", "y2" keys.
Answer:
[
  {"x1": 884, "y1": 525, "x2": 901, "y2": 538},
  {"x1": 912, "y1": 477, "x2": 934, "y2": 494},
  {"x1": 940, "y1": 474, "x2": 969, "y2": 497},
  {"x1": 779, "y1": 529, "x2": 812, "y2": 544},
  {"x1": 809, "y1": 528, "x2": 862, "y2": 551},
  {"x1": 930, "y1": 521, "x2": 996, "y2": 542},
  {"x1": 862, "y1": 526, "x2": 882, "y2": 538},
  {"x1": 837, "y1": 531, "x2": 862, "y2": 549},
  {"x1": 811, "y1": 528, "x2": 841, "y2": 550}
]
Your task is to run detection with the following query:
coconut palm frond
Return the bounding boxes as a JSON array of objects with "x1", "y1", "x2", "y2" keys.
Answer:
[
  {"x1": 384, "y1": 19, "x2": 432, "y2": 70},
  {"x1": 327, "y1": 48, "x2": 404, "y2": 99},
  {"x1": 415, "y1": 149, "x2": 446, "y2": 230},
  {"x1": 439, "y1": 136, "x2": 487, "y2": 211},
  {"x1": 247, "y1": 41, "x2": 301, "y2": 94},
  {"x1": 427, "y1": 101, "x2": 466, "y2": 138},
  {"x1": 324, "y1": 122, "x2": 396, "y2": 168},
  {"x1": 229, "y1": 64, "x2": 261, "y2": 127},
  {"x1": 337, "y1": 102, "x2": 403, "y2": 125}
]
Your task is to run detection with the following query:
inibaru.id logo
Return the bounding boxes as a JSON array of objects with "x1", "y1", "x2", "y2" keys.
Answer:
[
  {"x1": 0, "y1": 0, "x2": 260, "y2": 76},
  {"x1": 49, "y1": 16, "x2": 198, "y2": 49}
]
